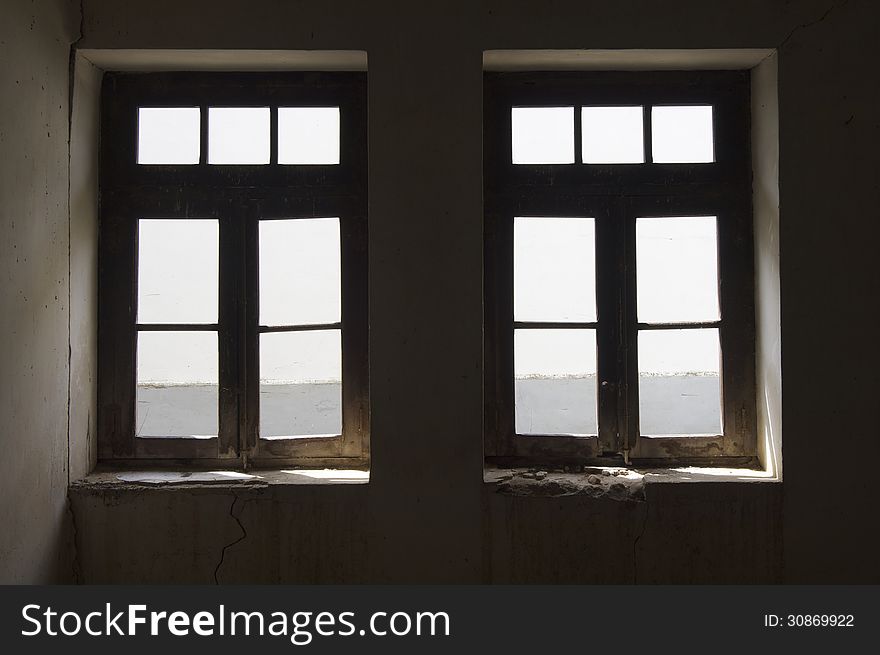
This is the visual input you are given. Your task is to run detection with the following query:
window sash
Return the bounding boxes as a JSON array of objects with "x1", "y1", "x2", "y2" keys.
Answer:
[
  {"x1": 484, "y1": 70, "x2": 756, "y2": 466},
  {"x1": 98, "y1": 72, "x2": 368, "y2": 465}
]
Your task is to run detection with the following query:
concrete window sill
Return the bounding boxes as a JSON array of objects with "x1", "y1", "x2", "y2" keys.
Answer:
[
  {"x1": 485, "y1": 466, "x2": 778, "y2": 500},
  {"x1": 70, "y1": 469, "x2": 369, "y2": 491}
]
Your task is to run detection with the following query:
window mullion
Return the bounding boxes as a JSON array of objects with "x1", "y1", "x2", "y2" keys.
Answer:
[
  {"x1": 242, "y1": 200, "x2": 260, "y2": 461},
  {"x1": 620, "y1": 199, "x2": 640, "y2": 460},
  {"x1": 215, "y1": 205, "x2": 240, "y2": 458},
  {"x1": 596, "y1": 203, "x2": 620, "y2": 454}
]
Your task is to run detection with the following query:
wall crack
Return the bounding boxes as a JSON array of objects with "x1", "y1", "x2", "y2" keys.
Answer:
[
  {"x1": 632, "y1": 495, "x2": 649, "y2": 584},
  {"x1": 779, "y1": 0, "x2": 850, "y2": 51},
  {"x1": 213, "y1": 494, "x2": 248, "y2": 585},
  {"x1": 66, "y1": 0, "x2": 85, "y2": 488}
]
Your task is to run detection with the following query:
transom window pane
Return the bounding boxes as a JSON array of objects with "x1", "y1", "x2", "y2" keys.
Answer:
[
  {"x1": 639, "y1": 328, "x2": 721, "y2": 436},
  {"x1": 278, "y1": 107, "x2": 340, "y2": 164},
  {"x1": 137, "y1": 219, "x2": 218, "y2": 324},
  {"x1": 259, "y1": 218, "x2": 341, "y2": 327},
  {"x1": 208, "y1": 107, "x2": 270, "y2": 164},
  {"x1": 651, "y1": 105, "x2": 714, "y2": 163},
  {"x1": 514, "y1": 217, "x2": 596, "y2": 322},
  {"x1": 515, "y1": 328, "x2": 598, "y2": 436},
  {"x1": 260, "y1": 330, "x2": 342, "y2": 438},
  {"x1": 137, "y1": 331, "x2": 218, "y2": 438},
  {"x1": 137, "y1": 107, "x2": 200, "y2": 165},
  {"x1": 636, "y1": 216, "x2": 719, "y2": 323},
  {"x1": 512, "y1": 106, "x2": 575, "y2": 164},
  {"x1": 581, "y1": 106, "x2": 644, "y2": 164}
]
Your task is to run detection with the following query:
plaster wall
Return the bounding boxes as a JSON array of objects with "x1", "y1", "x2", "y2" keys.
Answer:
[
  {"x1": 5, "y1": 0, "x2": 879, "y2": 583},
  {"x1": 0, "y1": 0, "x2": 78, "y2": 583}
]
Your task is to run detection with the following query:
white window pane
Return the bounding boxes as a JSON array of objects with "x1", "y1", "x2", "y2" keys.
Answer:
[
  {"x1": 260, "y1": 330, "x2": 341, "y2": 438},
  {"x1": 137, "y1": 107, "x2": 200, "y2": 165},
  {"x1": 208, "y1": 107, "x2": 270, "y2": 164},
  {"x1": 138, "y1": 219, "x2": 218, "y2": 324},
  {"x1": 137, "y1": 331, "x2": 218, "y2": 438},
  {"x1": 515, "y1": 329, "x2": 597, "y2": 435},
  {"x1": 514, "y1": 217, "x2": 596, "y2": 322},
  {"x1": 639, "y1": 328, "x2": 721, "y2": 436},
  {"x1": 637, "y1": 216, "x2": 719, "y2": 323},
  {"x1": 279, "y1": 107, "x2": 340, "y2": 164},
  {"x1": 512, "y1": 106, "x2": 574, "y2": 164},
  {"x1": 260, "y1": 218, "x2": 341, "y2": 326},
  {"x1": 651, "y1": 105, "x2": 714, "y2": 163},
  {"x1": 582, "y1": 106, "x2": 644, "y2": 164}
]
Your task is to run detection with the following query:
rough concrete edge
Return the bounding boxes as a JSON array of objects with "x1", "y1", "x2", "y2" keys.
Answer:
[
  {"x1": 68, "y1": 470, "x2": 372, "y2": 492},
  {"x1": 64, "y1": 0, "x2": 86, "y2": 586},
  {"x1": 69, "y1": 478, "x2": 272, "y2": 492}
]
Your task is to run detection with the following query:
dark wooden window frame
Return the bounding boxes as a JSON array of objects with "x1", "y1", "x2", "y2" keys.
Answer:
[
  {"x1": 98, "y1": 72, "x2": 369, "y2": 468},
  {"x1": 484, "y1": 70, "x2": 757, "y2": 468}
]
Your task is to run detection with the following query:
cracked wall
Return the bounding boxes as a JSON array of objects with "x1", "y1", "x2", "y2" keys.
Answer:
[
  {"x1": 65, "y1": 0, "x2": 878, "y2": 584},
  {"x1": 4, "y1": 0, "x2": 879, "y2": 583}
]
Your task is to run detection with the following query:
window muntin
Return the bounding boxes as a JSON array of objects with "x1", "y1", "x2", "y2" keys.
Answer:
[
  {"x1": 484, "y1": 70, "x2": 756, "y2": 465},
  {"x1": 98, "y1": 72, "x2": 368, "y2": 465}
]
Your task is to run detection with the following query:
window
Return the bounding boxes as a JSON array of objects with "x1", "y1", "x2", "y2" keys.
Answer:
[
  {"x1": 484, "y1": 71, "x2": 756, "y2": 466},
  {"x1": 98, "y1": 72, "x2": 368, "y2": 467}
]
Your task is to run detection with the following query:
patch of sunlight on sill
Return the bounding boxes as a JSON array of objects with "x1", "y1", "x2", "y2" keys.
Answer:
[
  {"x1": 669, "y1": 467, "x2": 776, "y2": 481},
  {"x1": 116, "y1": 470, "x2": 257, "y2": 483},
  {"x1": 281, "y1": 469, "x2": 369, "y2": 484},
  {"x1": 82, "y1": 469, "x2": 370, "y2": 487}
]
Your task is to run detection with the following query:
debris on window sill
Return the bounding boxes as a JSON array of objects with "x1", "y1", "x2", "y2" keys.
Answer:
[
  {"x1": 485, "y1": 465, "x2": 776, "y2": 499},
  {"x1": 487, "y1": 468, "x2": 646, "y2": 501}
]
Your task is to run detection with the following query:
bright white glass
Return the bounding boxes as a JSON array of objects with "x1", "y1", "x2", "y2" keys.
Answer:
[
  {"x1": 651, "y1": 105, "x2": 714, "y2": 163},
  {"x1": 637, "y1": 216, "x2": 719, "y2": 323},
  {"x1": 278, "y1": 107, "x2": 340, "y2": 164},
  {"x1": 259, "y1": 218, "x2": 341, "y2": 326},
  {"x1": 514, "y1": 217, "x2": 596, "y2": 322},
  {"x1": 260, "y1": 329, "x2": 341, "y2": 385},
  {"x1": 137, "y1": 330, "x2": 218, "y2": 385},
  {"x1": 512, "y1": 106, "x2": 574, "y2": 164},
  {"x1": 581, "y1": 106, "x2": 644, "y2": 163},
  {"x1": 137, "y1": 219, "x2": 218, "y2": 324},
  {"x1": 137, "y1": 107, "x2": 200, "y2": 164},
  {"x1": 208, "y1": 107, "x2": 270, "y2": 164}
]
